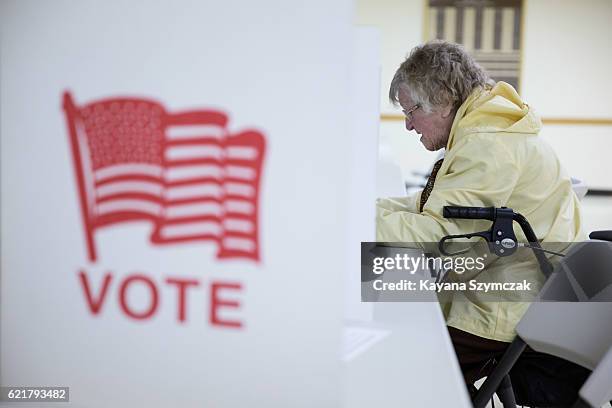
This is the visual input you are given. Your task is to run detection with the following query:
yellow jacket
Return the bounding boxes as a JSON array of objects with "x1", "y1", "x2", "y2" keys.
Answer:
[{"x1": 376, "y1": 82, "x2": 584, "y2": 342}]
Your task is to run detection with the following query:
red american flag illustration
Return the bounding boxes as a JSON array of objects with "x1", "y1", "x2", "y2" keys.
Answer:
[{"x1": 62, "y1": 92, "x2": 266, "y2": 262}]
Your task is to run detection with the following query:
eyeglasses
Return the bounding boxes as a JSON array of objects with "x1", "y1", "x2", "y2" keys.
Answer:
[{"x1": 402, "y1": 104, "x2": 420, "y2": 121}]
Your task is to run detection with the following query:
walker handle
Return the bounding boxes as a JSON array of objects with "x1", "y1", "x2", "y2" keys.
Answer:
[{"x1": 443, "y1": 206, "x2": 495, "y2": 221}]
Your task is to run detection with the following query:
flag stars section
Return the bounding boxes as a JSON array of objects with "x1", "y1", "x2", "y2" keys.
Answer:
[{"x1": 82, "y1": 102, "x2": 164, "y2": 168}]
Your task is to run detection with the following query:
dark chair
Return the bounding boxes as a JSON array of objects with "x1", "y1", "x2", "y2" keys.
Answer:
[{"x1": 440, "y1": 206, "x2": 612, "y2": 408}]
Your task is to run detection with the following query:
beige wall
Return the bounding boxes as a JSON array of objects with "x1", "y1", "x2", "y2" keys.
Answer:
[
  {"x1": 523, "y1": 0, "x2": 612, "y2": 190},
  {"x1": 522, "y1": 0, "x2": 612, "y2": 118},
  {"x1": 357, "y1": 0, "x2": 612, "y2": 190},
  {"x1": 355, "y1": 0, "x2": 425, "y2": 115}
]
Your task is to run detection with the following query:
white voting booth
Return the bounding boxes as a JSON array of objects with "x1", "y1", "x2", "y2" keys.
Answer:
[
  {"x1": 1, "y1": 1, "x2": 351, "y2": 406},
  {"x1": 343, "y1": 27, "x2": 470, "y2": 408},
  {"x1": 1, "y1": 1, "x2": 469, "y2": 407}
]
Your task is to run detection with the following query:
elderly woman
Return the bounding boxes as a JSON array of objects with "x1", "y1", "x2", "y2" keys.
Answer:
[{"x1": 377, "y1": 41, "x2": 586, "y2": 399}]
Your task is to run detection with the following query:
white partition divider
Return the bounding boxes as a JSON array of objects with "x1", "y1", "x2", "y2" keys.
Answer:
[
  {"x1": 344, "y1": 27, "x2": 381, "y2": 322},
  {"x1": 0, "y1": 1, "x2": 352, "y2": 406}
]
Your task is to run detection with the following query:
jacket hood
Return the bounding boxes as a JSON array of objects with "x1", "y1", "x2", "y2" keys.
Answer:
[{"x1": 447, "y1": 81, "x2": 542, "y2": 150}]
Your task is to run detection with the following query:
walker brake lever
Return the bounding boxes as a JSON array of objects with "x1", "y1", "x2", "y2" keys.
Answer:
[
  {"x1": 439, "y1": 206, "x2": 519, "y2": 257},
  {"x1": 439, "y1": 231, "x2": 490, "y2": 256}
]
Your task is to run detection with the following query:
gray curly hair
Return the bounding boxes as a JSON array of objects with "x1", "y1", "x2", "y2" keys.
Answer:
[{"x1": 389, "y1": 40, "x2": 491, "y2": 113}]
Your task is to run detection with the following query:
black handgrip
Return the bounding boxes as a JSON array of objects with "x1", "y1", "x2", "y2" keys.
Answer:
[
  {"x1": 443, "y1": 206, "x2": 496, "y2": 221},
  {"x1": 590, "y1": 230, "x2": 612, "y2": 242}
]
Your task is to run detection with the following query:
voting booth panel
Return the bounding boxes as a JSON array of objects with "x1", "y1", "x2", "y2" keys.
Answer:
[
  {"x1": 344, "y1": 27, "x2": 380, "y2": 323},
  {"x1": 1, "y1": 1, "x2": 353, "y2": 406}
]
